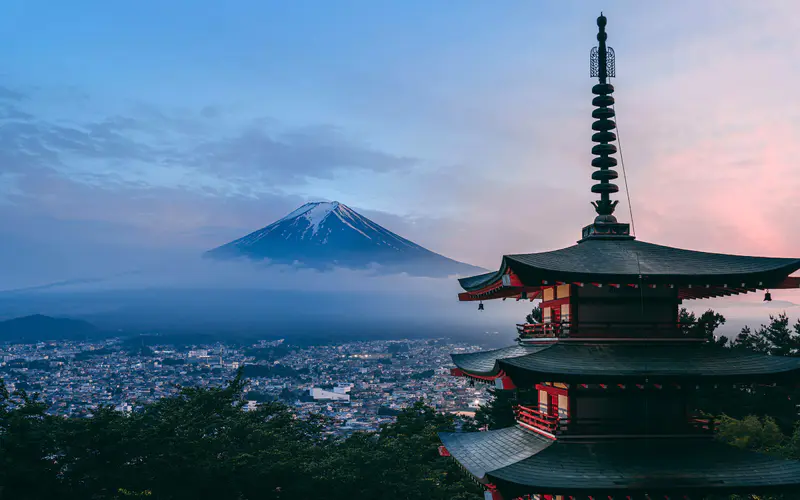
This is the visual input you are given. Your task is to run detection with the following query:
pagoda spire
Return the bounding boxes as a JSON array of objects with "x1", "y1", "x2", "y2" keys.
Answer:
[
  {"x1": 590, "y1": 13, "x2": 618, "y2": 222},
  {"x1": 582, "y1": 14, "x2": 631, "y2": 240}
]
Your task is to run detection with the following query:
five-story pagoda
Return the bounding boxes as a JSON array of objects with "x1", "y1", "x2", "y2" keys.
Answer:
[{"x1": 439, "y1": 14, "x2": 800, "y2": 500}]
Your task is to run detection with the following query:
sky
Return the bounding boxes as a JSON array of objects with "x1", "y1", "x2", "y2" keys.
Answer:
[{"x1": 1, "y1": 1, "x2": 800, "y2": 301}]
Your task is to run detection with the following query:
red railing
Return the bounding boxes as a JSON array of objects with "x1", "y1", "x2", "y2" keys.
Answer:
[
  {"x1": 515, "y1": 321, "x2": 702, "y2": 340},
  {"x1": 554, "y1": 417, "x2": 716, "y2": 436},
  {"x1": 514, "y1": 404, "x2": 716, "y2": 437},
  {"x1": 689, "y1": 416, "x2": 717, "y2": 433},
  {"x1": 514, "y1": 404, "x2": 560, "y2": 434}
]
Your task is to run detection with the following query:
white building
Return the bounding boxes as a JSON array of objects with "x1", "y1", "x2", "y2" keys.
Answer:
[
  {"x1": 333, "y1": 383, "x2": 353, "y2": 395},
  {"x1": 309, "y1": 388, "x2": 350, "y2": 402}
]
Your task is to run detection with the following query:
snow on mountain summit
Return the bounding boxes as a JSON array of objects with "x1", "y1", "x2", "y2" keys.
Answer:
[
  {"x1": 204, "y1": 201, "x2": 483, "y2": 277},
  {"x1": 276, "y1": 201, "x2": 340, "y2": 233}
]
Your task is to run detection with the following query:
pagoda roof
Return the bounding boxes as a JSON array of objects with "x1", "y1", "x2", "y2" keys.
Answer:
[
  {"x1": 459, "y1": 238, "x2": 800, "y2": 300},
  {"x1": 441, "y1": 427, "x2": 800, "y2": 495},
  {"x1": 452, "y1": 342, "x2": 800, "y2": 383},
  {"x1": 451, "y1": 345, "x2": 550, "y2": 377},
  {"x1": 490, "y1": 435, "x2": 800, "y2": 496},
  {"x1": 438, "y1": 426, "x2": 552, "y2": 483}
]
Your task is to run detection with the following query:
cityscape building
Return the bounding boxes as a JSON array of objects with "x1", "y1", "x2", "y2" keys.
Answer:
[{"x1": 0, "y1": 337, "x2": 484, "y2": 435}]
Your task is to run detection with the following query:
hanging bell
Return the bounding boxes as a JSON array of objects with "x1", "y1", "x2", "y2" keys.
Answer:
[
  {"x1": 764, "y1": 290, "x2": 772, "y2": 302},
  {"x1": 478, "y1": 301, "x2": 485, "y2": 311}
]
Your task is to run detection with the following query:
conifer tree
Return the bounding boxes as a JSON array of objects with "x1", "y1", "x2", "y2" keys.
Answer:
[{"x1": 474, "y1": 388, "x2": 517, "y2": 430}]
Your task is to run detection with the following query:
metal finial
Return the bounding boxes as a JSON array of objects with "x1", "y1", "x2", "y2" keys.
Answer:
[
  {"x1": 590, "y1": 15, "x2": 615, "y2": 80},
  {"x1": 589, "y1": 14, "x2": 619, "y2": 223}
]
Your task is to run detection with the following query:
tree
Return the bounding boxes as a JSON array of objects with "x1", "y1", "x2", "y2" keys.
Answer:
[
  {"x1": 525, "y1": 305, "x2": 542, "y2": 324},
  {"x1": 717, "y1": 415, "x2": 786, "y2": 454},
  {"x1": 712, "y1": 415, "x2": 800, "y2": 500},
  {"x1": 730, "y1": 325, "x2": 770, "y2": 354},
  {"x1": 0, "y1": 373, "x2": 483, "y2": 500},
  {"x1": 726, "y1": 312, "x2": 800, "y2": 357},
  {"x1": 474, "y1": 388, "x2": 517, "y2": 430},
  {"x1": 679, "y1": 307, "x2": 728, "y2": 345},
  {"x1": 731, "y1": 313, "x2": 800, "y2": 357},
  {"x1": 325, "y1": 401, "x2": 482, "y2": 500},
  {"x1": 676, "y1": 310, "x2": 800, "y2": 431}
]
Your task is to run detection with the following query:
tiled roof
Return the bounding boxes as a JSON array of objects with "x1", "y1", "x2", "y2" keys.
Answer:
[
  {"x1": 500, "y1": 342, "x2": 800, "y2": 383},
  {"x1": 460, "y1": 238, "x2": 800, "y2": 291},
  {"x1": 451, "y1": 342, "x2": 800, "y2": 382},
  {"x1": 438, "y1": 426, "x2": 552, "y2": 481},
  {"x1": 451, "y1": 345, "x2": 550, "y2": 376},
  {"x1": 458, "y1": 271, "x2": 502, "y2": 292},
  {"x1": 489, "y1": 438, "x2": 800, "y2": 496}
]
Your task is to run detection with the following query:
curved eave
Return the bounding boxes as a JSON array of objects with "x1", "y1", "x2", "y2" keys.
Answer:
[
  {"x1": 458, "y1": 270, "x2": 505, "y2": 291},
  {"x1": 438, "y1": 426, "x2": 553, "y2": 483},
  {"x1": 458, "y1": 240, "x2": 800, "y2": 301},
  {"x1": 498, "y1": 343, "x2": 800, "y2": 384},
  {"x1": 458, "y1": 287, "x2": 542, "y2": 302},
  {"x1": 506, "y1": 253, "x2": 800, "y2": 288},
  {"x1": 451, "y1": 345, "x2": 552, "y2": 378},
  {"x1": 488, "y1": 438, "x2": 800, "y2": 497},
  {"x1": 458, "y1": 264, "x2": 543, "y2": 302}
]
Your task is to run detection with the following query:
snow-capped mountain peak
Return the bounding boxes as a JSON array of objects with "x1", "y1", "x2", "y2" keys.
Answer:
[
  {"x1": 204, "y1": 201, "x2": 484, "y2": 277},
  {"x1": 277, "y1": 201, "x2": 339, "y2": 231}
]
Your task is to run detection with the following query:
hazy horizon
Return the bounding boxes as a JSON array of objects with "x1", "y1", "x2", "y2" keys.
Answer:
[{"x1": 1, "y1": 1, "x2": 799, "y2": 333}]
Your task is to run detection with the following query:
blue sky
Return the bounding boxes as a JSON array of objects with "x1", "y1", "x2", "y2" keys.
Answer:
[{"x1": 1, "y1": 0, "x2": 800, "y2": 305}]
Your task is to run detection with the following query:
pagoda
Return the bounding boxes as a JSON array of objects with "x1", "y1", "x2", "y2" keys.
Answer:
[{"x1": 439, "y1": 14, "x2": 800, "y2": 500}]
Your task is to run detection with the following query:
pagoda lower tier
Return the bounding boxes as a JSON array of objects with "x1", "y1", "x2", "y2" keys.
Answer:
[
  {"x1": 451, "y1": 340, "x2": 800, "y2": 386},
  {"x1": 442, "y1": 339, "x2": 800, "y2": 498},
  {"x1": 439, "y1": 426, "x2": 800, "y2": 498}
]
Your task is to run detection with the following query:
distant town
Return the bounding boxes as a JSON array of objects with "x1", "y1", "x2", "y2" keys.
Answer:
[{"x1": 0, "y1": 337, "x2": 487, "y2": 435}]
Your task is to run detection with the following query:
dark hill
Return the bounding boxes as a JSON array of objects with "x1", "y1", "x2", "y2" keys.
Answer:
[{"x1": 0, "y1": 314, "x2": 98, "y2": 342}]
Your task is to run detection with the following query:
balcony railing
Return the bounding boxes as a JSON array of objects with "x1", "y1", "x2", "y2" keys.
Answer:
[
  {"x1": 515, "y1": 321, "x2": 703, "y2": 340},
  {"x1": 514, "y1": 404, "x2": 716, "y2": 437},
  {"x1": 514, "y1": 404, "x2": 560, "y2": 434}
]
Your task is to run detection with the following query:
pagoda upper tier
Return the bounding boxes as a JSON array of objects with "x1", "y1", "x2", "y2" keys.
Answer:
[{"x1": 459, "y1": 238, "x2": 800, "y2": 301}]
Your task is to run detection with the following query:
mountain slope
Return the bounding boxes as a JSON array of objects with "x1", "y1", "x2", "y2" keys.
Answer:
[
  {"x1": 204, "y1": 201, "x2": 483, "y2": 277},
  {"x1": 0, "y1": 314, "x2": 98, "y2": 342}
]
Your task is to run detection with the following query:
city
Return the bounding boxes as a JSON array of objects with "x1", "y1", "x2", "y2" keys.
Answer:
[{"x1": 0, "y1": 337, "x2": 489, "y2": 435}]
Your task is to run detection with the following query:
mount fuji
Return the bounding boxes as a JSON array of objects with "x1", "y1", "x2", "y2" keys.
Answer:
[{"x1": 204, "y1": 201, "x2": 484, "y2": 277}]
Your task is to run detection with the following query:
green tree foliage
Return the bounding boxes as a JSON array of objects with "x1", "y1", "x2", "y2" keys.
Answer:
[
  {"x1": 717, "y1": 415, "x2": 789, "y2": 456},
  {"x1": 525, "y1": 305, "x2": 542, "y2": 324},
  {"x1": 730, "y1": 312, "x2": 800, "y2": 356},
  {"x1": 730, "y1": 324, "x2": 771, "y2": 354},
  {"x1": 714, "y1": 415, "x2": 800, "y2": 500},
  {"x1": 332, "y1": 401, "x2": 483, "y2": 499},
  {"x1": 679, "y1": 307, "x2": 728, "y2": 345},
  {"x1": 703, "y1": 312, "x2": 800, "y2": 430},
  {"x1": 474, "y1": 388, "x2": 517, "y2": 430},
  {"x1": 0, "y1": 374, "x2": 482, "y2": 500},
  {"x1": 410, "y1": 369, "x2": 435, "y2": 380}
]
